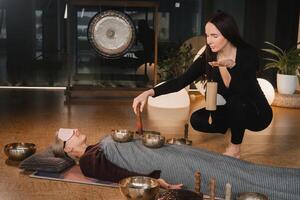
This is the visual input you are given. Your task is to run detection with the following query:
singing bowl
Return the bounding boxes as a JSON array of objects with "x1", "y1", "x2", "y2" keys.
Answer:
[
  {"x1": 119, "y1": 176, "x2": 159, "y2": 200},
  {"x1": 166, "y1": 138, "x2": 192, "y2": 145},
  {"x1": 236, "y1": 192, "x2": 268, "y2": 200},
  {"x1": 142, "y1": 133, "x2": 165, "y2": 148},
  {"x1": 4, "y1": 143, "x2": 36, "y2": 161},
  {"x1": 142, "y1": 130, "x2": 161, "y2": 135},
  {"x1": 111, "y1": 129, "x2": 134, "y2": 143}
]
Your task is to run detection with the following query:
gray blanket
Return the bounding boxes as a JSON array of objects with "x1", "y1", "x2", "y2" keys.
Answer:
[{"x1": 100, "y1": 136, "x2": 300, "y2": 200}]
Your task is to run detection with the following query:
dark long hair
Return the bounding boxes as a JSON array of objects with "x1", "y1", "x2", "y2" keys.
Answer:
[
  {"x1": 205, "y1": 11, "x2": 248, "y2": 62},
  {"x1": 204, "y1": 11, "x2": 249, "y2": 80}
]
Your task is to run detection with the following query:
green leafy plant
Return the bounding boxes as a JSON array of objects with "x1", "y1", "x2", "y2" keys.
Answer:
[
  {"x1": 158, "y1": 44, "x2": 195, "y2": 81},
  {"x1": 261, "y1": 41, "x2": 300, "y2": 76}
]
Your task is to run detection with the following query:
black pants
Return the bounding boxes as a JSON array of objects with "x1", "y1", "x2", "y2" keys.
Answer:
[{"x1": 190, "y1": 95, "x2": 273, "y2": 144}]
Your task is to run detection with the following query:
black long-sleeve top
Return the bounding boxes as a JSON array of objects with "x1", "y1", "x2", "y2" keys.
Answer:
[{"x1": 153, "y1": 47, "x2": 270, "y2": 111}]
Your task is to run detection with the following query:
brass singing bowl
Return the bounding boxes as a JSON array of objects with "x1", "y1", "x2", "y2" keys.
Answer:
[
  {"x1": 111, "y1": 129, "x2": 134, "y2": 143},
  {"x1": 237, "y1": 192, "x2": 268, "y2": 200},
  {"x1": 4, "y1": 143, "x2": 36, "y2": 161},
  {"x1": 119, "y1": 176, "x2": 160, "y2": 200},
  {"x1": 142, "y1": 133, "x2": 165, "y2": 148},
  {"x1": 166, "y1": 138, "x2": 192, "y2": 145}
]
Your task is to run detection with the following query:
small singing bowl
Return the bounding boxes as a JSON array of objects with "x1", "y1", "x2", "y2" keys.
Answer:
[
  {"x1": 111, "y1": 129, "x2": 134, "y2": 143},
  {"x1": 142, "y1": 133, "x2": 165, "y2": 148},
  {"x1": 166, "y1": 138, "x2": 192, "y2": 145},
  {"x1": 119, "y1": 176, "x2": 160, "y2": 200},
  {"x1": 4, "y1": 143, "x2": 36, "y2": 161},
  {"x1": 237, "y1": 192, "x2": 268, "y2": 200}
]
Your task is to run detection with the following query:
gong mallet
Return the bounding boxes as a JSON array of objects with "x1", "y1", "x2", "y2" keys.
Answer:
[
  {"x1": 183, "y1": 123, "x2": 192, "y2": 144},
  {"x1": 136, "y1": 103, "x2": 143, "y2": 135}
]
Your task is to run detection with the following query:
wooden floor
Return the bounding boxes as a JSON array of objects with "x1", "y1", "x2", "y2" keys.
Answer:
[{"x1": 0, "y1": 90, "x2": 299, "y2": 200}]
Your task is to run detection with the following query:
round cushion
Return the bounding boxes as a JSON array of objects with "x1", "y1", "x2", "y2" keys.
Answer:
[
  {"x1": 257, "y1": 78, "x2": 275, "y2": 105},
  {"x1": 148, "y1": 82, "x2": 190, "y2": 109}
]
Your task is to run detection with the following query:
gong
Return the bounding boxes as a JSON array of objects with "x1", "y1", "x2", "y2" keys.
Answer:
[{"x1": 88, "y1": 10, "x2": 136, "y2": 58}]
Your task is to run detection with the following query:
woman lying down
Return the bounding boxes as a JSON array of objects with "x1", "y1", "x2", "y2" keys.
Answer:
[{"x1": 51, "y1": 129, "x2": 300, "y2": 200}]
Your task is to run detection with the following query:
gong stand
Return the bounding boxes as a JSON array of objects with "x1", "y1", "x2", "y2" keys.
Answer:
[{"x1": 65, "y1": 0, "x2": 159, "y2": 104}]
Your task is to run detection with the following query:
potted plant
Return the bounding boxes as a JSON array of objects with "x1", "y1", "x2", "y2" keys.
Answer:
[
  {"x1": 262, "y1": 41, "x2": 300, "y2": 94},
  {"x1": 158, "y1": 43, "x2": 195, "y2": 82}
]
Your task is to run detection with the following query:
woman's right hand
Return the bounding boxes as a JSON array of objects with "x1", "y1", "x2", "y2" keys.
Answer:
[
  {"x1": 208, "y1": 59, "x2": 236, "y2": 68},
  {"x1": 132, "y1": 89, "x2": 154, "y2": 115}
]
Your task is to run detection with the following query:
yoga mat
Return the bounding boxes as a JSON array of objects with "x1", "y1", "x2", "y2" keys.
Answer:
[
  {"x1": 30, "y1": 165, "x2": 119, "y2": 188},
  {"x1": 29, "y1": 165, "x2": 224, "y2": 199}
]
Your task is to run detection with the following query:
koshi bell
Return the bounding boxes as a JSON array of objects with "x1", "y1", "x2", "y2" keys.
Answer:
[
  {"x1": 206, "y1": 82, "x2": 218, "y2": 125},
  {"x1": 209, "y1": 177, "x2": 216, "y2": 200}
]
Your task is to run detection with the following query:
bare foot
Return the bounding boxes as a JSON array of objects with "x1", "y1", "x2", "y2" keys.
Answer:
[
  {"x1": 223, "y1": 143, "x2": 241, "y2": 159},
  {"x1": 223, "y1": 151, "x2": 240, "y2": 159}
]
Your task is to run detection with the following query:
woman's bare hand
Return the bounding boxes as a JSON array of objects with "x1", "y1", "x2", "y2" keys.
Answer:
[
  {"x1": 132, "y1": 89, "x2": 155, "y2": 115},
  {"x1": 208, "y1": 59, "x2": 236, "y2": 68},
  {"x1": 168, "y1": 183, "x2": 184, "y2": 189}
]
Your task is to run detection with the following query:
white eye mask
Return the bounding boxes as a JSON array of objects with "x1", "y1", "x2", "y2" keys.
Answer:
[{"x1": 58, "y1": 128, "x2": 75, "y2": 141}]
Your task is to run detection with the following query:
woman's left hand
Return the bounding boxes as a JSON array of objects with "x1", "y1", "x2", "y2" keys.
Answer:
[
  {"x1": 167, "y1": 183, "x2": 184, "y2": 189},
  {"x1": 209, "y1": 59, "x2": 236, "y2": 68}
]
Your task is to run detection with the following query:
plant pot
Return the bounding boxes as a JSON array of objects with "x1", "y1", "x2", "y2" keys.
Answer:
[{"x1": 277, "y1": 73, "x2": 298, "y2": 94}]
